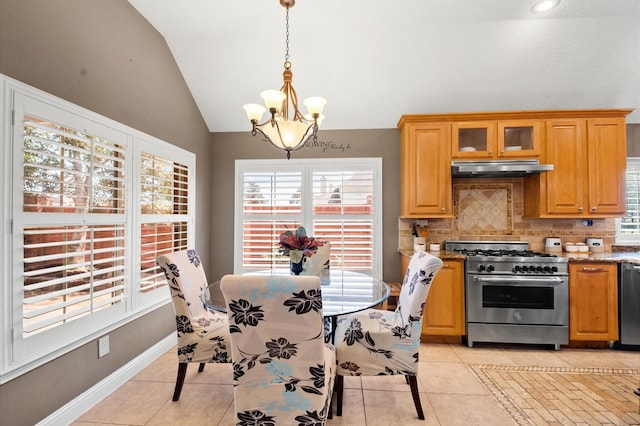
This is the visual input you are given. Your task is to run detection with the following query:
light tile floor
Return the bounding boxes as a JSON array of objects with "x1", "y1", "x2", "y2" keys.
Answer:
[{"x1": 73, "y1": 343, "x2": 639, "y2": 426}]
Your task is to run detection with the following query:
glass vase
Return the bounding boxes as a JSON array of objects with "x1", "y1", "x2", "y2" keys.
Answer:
[{"x1": 290, "y1": 256, "x2": 305, "y2": 275}]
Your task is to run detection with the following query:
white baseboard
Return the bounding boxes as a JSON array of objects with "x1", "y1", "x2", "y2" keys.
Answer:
[{"x1": 36, "y1": 333, "x2": 177, "y2": 426}]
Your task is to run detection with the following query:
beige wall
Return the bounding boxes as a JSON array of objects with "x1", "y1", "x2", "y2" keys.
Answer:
[
  {"x1": 628, "y1": 124, "x2": 640, "y2": 157},
  {"x1": 0, "y1": 1, "x2": 208, "y2": 424},
  {"x1": 209, "y1": 129, "x2": 404, "y2": 283}
]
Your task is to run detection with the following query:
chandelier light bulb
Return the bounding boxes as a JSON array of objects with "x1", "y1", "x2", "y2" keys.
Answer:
[
  {"x1": 260, "y1": 90, "x2": 286, "y2": 111},
  {"x1": 303, "y1": 97, "x2": 327, "y2": 115},
  {"x1": 243, "y1": 104, "x2": 266, "y2": 122}
]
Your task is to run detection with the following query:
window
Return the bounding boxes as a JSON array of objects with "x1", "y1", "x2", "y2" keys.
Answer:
[
  {"x1": 234, "y1": 159, "x2": 382, "y2": 279},
  {"x1": 21, "y1": 115, "x2": 128, "y2": 338},
  {"x1": 2, "y1": 75, "x2": 195, "y2": 381},
  {"x1": 617, "y1": 157, "x2": 640, "y2": 243}
]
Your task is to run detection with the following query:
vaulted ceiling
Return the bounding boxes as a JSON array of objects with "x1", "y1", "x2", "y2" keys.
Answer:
[{"x1": 128, "y1": 0, "x2": 640, "y2": 131}]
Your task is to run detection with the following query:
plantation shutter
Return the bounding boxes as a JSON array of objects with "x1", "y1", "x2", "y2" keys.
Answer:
[
  {"x1": 23, "y1": 225, "x2": 126, "y2": 335},
  {"x1": 620, "y1": 159, "x2": 640, "y2": 236},
  {"x1": 311, "y1": 167, "x2": 374, "y2": 274},
  {"x1": 21, "y1": 114, "x2": 128, "y2": 337},
  {"x1": 236, "y1": 159, "x2": 381, "y2": 278},
  {"x1": 241, "y1": 169, "x2": 304, "y2": 271},
  {"x1": 138, "y1": 153, "x2": 191, "y2": 294}
]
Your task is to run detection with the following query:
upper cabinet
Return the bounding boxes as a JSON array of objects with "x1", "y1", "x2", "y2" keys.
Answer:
[
  {"x1": 399, "y1": 122, "x2": 452, "y2": 217},
  {"x1": 399, "y1": 109, "x2": 633, "y2": 219},
  {"x1": 452, "y1": 119, "x2": 542, "y2": 159},
  {"x1": 524, "y1": 113, "x2": 630, "y2": 218}
]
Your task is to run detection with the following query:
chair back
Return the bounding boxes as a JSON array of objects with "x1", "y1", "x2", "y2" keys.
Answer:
[
  {"x1": 396, "y1": 252, "x2": 443, "y2": 330},
  {"x1": 303, "y1": 242, "x2": 330, "y2": 285},
  {"x1": 221, "y1": 274, "x2": 335, "y2": 424},
  {"x1": 158, "y1": 249, "x2": 209, "y2": 321},
  {"x1": 157, "y1": 249, "x2": 229, "y2": 363}
]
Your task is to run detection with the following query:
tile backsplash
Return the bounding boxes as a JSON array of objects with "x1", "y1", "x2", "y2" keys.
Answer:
[{"x1": 399, "y1": 178, "x2": 617, "y2": 252}]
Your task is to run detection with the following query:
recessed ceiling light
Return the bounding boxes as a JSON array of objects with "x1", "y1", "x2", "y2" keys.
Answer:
[{"x1": 531, "y1": 0, "x2": 560, "y2": 13}]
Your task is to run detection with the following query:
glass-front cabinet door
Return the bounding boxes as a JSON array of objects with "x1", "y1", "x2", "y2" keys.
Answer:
[
  {"x1": 497, "y1": 120, "x2": 541, "y2": 158},
  {"x1": 452, "y1": 121, "x2": 496, "y2": 158},
  {"x1": 452, "y1": 120, "x2": 541, "y2": 159}
]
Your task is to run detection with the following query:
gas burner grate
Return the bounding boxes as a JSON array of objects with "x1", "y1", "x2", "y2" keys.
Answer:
[{"x1": 455, "y1": 249, "x2": 557, "y2": 258}]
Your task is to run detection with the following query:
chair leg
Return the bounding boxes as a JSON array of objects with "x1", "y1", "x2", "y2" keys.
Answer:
[
  {"x1": 336, "y1": 375, "x2": 344, "y2": 416},
  {"x1": 407, "y1": 375, "x2": 425, "y2": 420},
  {"x1": 172, "y1": 363, "x2": 188, "y2": 401},
  {"x1": 198, "y1": 362, "x2": 205, "y2": 373}
]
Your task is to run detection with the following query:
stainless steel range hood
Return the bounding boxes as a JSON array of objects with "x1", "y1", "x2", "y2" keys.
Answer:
[{"x1": 451, "y1": 160, "x2": 553, "y2": 178}]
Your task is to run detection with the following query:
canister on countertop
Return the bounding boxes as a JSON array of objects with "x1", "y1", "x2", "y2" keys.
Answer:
[
  {"x1": 545, "y1": 237, "x2": 562, "y2": 252},
  {"x1": 586, "y1": 238, "x2": 604, "y2": 253}
]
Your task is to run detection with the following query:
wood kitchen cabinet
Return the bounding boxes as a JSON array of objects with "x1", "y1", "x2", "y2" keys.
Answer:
[
  {"x1": 399, "y1": 122, "x2": 452, "y2": 217},
  {"x1": 398, "y1": 109, "x2": 632, "y2": 219},
  {"x1": 523, "y1": 112, "x2": 631, "y2": 218},
  {"x1": 400, "y1": 256, "x2": 465, "y2": 339},
  {"x1": 569, "y1": 262, "x2": 618, "y2": 342},
  {"x1": 422, "y1": 259, "x2": 465, "y2": 338},
  {"x1": 452, "y1": 119, "x2": 541, "y2": 159}
]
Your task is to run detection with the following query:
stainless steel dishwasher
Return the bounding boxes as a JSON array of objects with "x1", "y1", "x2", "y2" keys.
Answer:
[{"x1": 613, "y1": 263, "x2": 640, "y2": 350}]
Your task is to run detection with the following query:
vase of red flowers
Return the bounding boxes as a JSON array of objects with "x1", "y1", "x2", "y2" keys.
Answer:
[
  {"x1": 289, "y1": 257, "x2": 305, "y2": 275},
  {"x1": 279, "y1": 226, "x2": 322, "y2": 275}
]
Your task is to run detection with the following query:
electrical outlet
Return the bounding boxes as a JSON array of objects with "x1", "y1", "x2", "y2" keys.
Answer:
[
  {"x1": 98, "y1": 335, "x2": 110, "y2": 358},
  {"x1": 415, "y1": 219, "x2": 429, "y2": 227}
]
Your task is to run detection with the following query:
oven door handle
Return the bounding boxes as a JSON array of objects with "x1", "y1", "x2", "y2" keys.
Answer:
[{"x1": 472, "y1": 276, "x2": 566, "y2": 286}]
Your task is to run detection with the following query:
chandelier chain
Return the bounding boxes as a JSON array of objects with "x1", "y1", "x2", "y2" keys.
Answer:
[{"x1": 285, "y1": 7, "x2": 290, "y2": 63}]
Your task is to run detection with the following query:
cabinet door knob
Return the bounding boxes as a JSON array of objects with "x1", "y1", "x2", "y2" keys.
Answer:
[
  {"x1": 440, "y1": 207, "x2": 445, "y2": 212},
  {"x1": 578, "y1": 207, "x2": 584, "y2": 211},
  {"x1": 591, "y1": 206, "x2": 598, "y2": 211}
]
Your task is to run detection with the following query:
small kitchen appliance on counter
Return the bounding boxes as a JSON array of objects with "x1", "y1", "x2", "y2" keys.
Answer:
[
  {"x1": 586, "y1": 238, "x2": 604, "y2": 253},
  {"x1": 445, "y1": 240, "x2": 569, "y2": 351},
  {"x1": 545, "y1": 237, "x2": 562, "y2": 252}
]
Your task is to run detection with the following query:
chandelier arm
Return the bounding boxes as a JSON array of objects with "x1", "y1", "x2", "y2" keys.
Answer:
[{"x1": 254, "y1": 121, "x2": 315, "y2": 150}]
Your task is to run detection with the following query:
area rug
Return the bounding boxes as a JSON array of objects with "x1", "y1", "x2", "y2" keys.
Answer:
[{"x1": 469, "y1": 364, "x2": 640, "y2": 425}]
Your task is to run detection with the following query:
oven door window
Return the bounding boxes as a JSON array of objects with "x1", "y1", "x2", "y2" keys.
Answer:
[{"x1": 482, "y1": 285, "x2": 554, "y2": 309}]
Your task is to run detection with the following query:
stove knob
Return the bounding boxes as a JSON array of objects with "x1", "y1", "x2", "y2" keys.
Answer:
[
  {"x1": 514, "y1": 265, "x2": 522, "y2": 273},
  {"x1": 551, "y1": 266, "x2": 558, "y2": 273},
  {"x1": 478, "y1": 265, "x2": 485, "y2": 272},
  {"x1": 536, "y1": 266, "x2": 543, "y2": 272},
  {"x1": 543, "y1": 266, "x2": 551, "y2": 273},
  {"x1": 487, "y1": 265, "x2": 495, "y2": 272},
  {"x1": 521, "y1": 265, "x2": 529, "y2": 272}
]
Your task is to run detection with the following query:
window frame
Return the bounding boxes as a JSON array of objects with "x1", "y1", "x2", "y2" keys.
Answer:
[
  {"x1": 616, "y1": 157, "x2": 640, "y2": 244},
  {"x1": 234, "y1": 158, "x2": 383, "y2": 279},
  {"x1": 1, "y1": 74, "x2": 195, "y2": 383}
]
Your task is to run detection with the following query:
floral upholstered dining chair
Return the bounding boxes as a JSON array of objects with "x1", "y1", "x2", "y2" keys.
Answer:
[
  {"x1": 157, "y1": 249, "x2": 230, "y2": 401},
  {"x1": 220, "y1": 274, "x2": 336, "y2": 425},
  {"x1": 333, "y1": 251, "x2": 443, "y2": 420},
  {"x1": 302, "y1": 242, "x2": 331, "y2": 286}
]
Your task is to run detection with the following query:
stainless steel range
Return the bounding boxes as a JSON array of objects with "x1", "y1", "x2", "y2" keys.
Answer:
[{"x1": 445, "y1": 241, "x2": 569, "y2": 350}]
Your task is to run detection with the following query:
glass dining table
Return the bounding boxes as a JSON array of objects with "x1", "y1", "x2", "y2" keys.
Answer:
[{"x1": 203, "y1": 269, "x2": 390, "y2": 341}]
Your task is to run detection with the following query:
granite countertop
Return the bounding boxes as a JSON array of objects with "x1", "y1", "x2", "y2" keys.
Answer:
[
  {"x1": 399, "y1": 249, "x2": 640, "y2": 264},
  {"x1": 398, "y1": 249, "x2": 466, "y2": 261},
  {"x1": 560, "y1": 251, "x2": 640, "y2": 264}
]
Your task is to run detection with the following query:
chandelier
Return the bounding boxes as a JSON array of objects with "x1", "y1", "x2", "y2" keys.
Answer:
[{"x1": 243, "y1": 0, "x2": 326, "y2": 160}]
